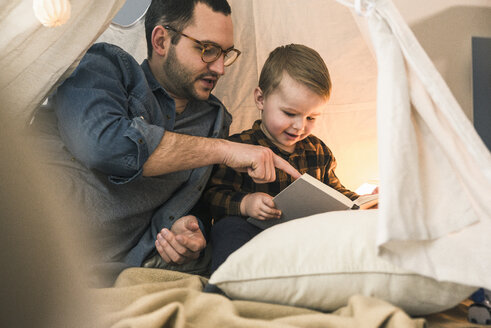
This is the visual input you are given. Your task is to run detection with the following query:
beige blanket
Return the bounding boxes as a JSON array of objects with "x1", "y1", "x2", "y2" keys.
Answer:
[{"x1": 91, "y1": 268, "x2": 427, "y2": 328}]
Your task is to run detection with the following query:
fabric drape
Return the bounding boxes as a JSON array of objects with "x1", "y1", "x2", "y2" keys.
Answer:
[
  {"x1": 366, "y1": 0, "x2": 491, "y2": 288},
  {"x1": 0, "y1": 0, "x2": 126, "y2": 129}
]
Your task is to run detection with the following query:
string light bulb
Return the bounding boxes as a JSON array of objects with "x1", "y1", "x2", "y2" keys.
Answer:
[{"x1": 33, "y1": 0, "x2": 71, "y2": 27}]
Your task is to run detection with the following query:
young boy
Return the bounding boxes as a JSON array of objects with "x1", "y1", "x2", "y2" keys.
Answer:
[{"x1": 200, "y1": 43, "x2": 360, "y2": 274}]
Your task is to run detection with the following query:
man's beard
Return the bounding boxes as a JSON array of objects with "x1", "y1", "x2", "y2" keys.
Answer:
[{"x1": 162, "y1": 45, "x2": 216, "y2": 101}]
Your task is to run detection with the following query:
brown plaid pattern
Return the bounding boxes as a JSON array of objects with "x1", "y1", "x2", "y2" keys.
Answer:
[{"x1": 202, "y1": 120, "x2": 358, "y2": 221}]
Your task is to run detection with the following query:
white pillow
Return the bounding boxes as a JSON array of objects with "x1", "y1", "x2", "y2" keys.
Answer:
[{"x1": 209, "y1": 210, "x2": 476, "y2": 315}]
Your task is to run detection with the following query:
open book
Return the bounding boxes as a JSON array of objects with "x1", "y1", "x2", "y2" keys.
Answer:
[{"x1": 247, "y1": 173, "x2": 378, "y2": 229}]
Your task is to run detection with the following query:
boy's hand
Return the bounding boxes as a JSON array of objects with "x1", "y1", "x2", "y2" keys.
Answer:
[
  {"x1": 240, "y1": 192, "x2": 281, "y2": 220},
  {"x1": 360, "y1": 187, "x2": 379, "y2": 209},
  {"x1": 369, "y1": 186, "x2": 379, "y2": 209},
  {"x1": 155, "y1": 215, "x2": 205, "y2": 265}
]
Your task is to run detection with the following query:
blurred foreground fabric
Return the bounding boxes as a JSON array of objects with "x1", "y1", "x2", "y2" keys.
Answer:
[{"x1": 91, "y1": 268, "x2": 426, "y2": 328}]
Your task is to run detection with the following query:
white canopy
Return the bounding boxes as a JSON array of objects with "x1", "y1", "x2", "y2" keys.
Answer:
[{"x1": 1, "y1": 0, "x2": 490, "y2": 288}]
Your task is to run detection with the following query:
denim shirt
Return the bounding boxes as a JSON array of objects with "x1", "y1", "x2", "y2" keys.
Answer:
[{"x1": 33, "y1": 42, "x2": 231, "y2": 270}]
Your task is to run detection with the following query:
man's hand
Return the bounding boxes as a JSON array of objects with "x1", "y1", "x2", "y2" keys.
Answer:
[
  {"x1": 240, "y1": 192, "x2": 281, "y2": 220},
  {"x1": 223, "y1": 141, "x2": 301, "y2": 183},
  {"x1": 155, "y1": 215, "x2": 206, "y2": 265},
  {"x1": 143, "y1": 133, "x2": 301, "y2": 181}
]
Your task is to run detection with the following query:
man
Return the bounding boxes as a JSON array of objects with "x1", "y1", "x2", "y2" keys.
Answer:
[{"x1": 31, "y1": 0, "x2": 299, "y2": 284}]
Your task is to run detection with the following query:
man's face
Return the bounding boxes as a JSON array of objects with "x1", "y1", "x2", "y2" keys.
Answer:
[{"x1": 161, "y1": 3, "x2": 234, "y2": 101}]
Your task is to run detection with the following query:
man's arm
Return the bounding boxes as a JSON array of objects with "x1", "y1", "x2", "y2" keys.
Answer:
[{"x1": 143, "y1": 131, "x2": 301, "y2": 183}]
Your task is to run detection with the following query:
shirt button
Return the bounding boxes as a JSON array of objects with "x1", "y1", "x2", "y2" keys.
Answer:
[
  {"x1": 169, "y1": 216, "x2": 174, "y2": 221},
  {"x1": 138, "y1": 138, "x2": 144, "y2": 144},
  {"x1": 166, "y1": 114, "x2": 171, "y2": 120}
]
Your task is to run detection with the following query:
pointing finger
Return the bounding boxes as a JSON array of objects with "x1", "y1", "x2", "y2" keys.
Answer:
[{"x1": 273, "y1": 154, "x2": 301, "y2": 179}]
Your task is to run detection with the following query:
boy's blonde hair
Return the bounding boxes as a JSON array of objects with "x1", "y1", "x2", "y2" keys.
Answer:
[{"x1": 258, "y1": 44, "x2": 331, "y2": 99}]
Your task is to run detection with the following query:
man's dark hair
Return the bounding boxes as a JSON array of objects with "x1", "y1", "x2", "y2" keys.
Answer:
[{"x1": 145, "y1": 0, "x2": 231, "y2": 59}]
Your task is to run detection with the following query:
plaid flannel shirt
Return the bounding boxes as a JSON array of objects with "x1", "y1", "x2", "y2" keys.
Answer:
[{"x1": 202, "y1": 120, "x2": 359, "y2": 221}]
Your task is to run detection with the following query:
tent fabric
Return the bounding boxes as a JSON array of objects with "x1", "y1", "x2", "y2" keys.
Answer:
[
  {"x1": 367, "y1": 0, "x2": 491, "y2": 288},
  {"x1": 96, "y1": 18, "x2": 147, "y2": 63},
  {"x1": 0, "y1": 0, "x2": 126, "y2": 130},
  {"x1": 1, "y1": 0, "x2": 490, "y2": 290}
]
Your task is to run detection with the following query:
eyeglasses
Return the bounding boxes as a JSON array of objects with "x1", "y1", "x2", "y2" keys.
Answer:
[{"x1": 163, "y1": 25, "x2": 241, "y2": 67}]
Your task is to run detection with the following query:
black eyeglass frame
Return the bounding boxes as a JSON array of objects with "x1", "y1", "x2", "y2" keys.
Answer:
[{"x1": 162, "y1": 25, "x2": 241, "y2": 66}]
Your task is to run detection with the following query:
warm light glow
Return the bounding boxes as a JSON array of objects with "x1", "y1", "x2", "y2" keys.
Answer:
[
  {"x1": 355, "y1": 182, "x2": 378, "y2": 195},
  {"x1": 33, "y1": 0, "x2": 71, "y2": 27}
]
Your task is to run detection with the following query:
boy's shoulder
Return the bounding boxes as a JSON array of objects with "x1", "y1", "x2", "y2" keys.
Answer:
[
  {"x1": 300, "y1": 134, "x2": 335, "y2": 159},
  {"x1": 304, "y1": 133, "x2": 323, "y2": 144},
  {"x1": 303, "y1": 134, "x2": 330, "y2": 150},
  {"x1": 227, "y1": 125, "x2": 260, "y2": 145}
]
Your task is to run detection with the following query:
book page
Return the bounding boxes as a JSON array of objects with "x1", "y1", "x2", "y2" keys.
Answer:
[{"x1": 354, "y1": 194, "x2": 379, "y2": 209}]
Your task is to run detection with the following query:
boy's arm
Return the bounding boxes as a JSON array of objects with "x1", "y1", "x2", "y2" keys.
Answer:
[
  {"x1": 204, "y1": 165, "x2": 281, "y2": 221},
  {"x1": 202, "y1": 164, "x2": 249, "y2": 221},
  {"x1": 317, "y1": 141, "x2": 359, "y2": 200},
  {"x1": 324, "y1": 157, "x2": 359, "y2": 200}
]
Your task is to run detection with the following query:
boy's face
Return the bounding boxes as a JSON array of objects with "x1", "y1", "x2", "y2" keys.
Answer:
[{"x1": 255, "y1": 73, "x2": 328, "y2": 152}]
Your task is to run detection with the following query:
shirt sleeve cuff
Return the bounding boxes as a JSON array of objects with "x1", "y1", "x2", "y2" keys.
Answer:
[
  {"x1": 229, "y1": 192, "x2": 248, "y2": 217},
  {"x1": 109, "y1": 117, "x2": 164, "y2": 184},
  {"x1": 196, "y1": 217, "x2": 206, "y2": 239}
]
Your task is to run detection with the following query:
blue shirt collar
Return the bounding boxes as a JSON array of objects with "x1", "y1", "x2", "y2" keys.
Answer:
[{"x1": 141, "y1": 59, "x2": 173, "y2": 100}]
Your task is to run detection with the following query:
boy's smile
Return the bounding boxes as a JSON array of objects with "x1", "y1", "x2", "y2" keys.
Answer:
[{"x1": 284, "y1": 131, "x2": 300, "y2": 139}]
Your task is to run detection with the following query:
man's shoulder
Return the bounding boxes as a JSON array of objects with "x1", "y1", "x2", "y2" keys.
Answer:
[
  {"x1": 87, "y1": 42, "x2": 134, "y2": 59},
  {"x1": 81, "y1": 42, "x2": 141, "y2": 72},
  {"x1": 65, "y1": 42, "x2": 146, "y2": 89}
]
